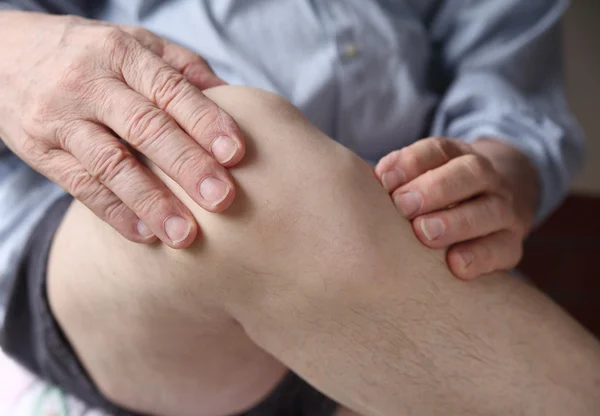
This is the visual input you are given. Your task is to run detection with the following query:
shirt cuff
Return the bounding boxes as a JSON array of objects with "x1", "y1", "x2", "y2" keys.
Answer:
[{"x1": 444, "y1": 109, "x2": 583, "y2": 225}]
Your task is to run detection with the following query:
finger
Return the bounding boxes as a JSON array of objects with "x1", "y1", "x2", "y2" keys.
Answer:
[
  {"x1": 412, "y1": 194, "x2": 514, "y2": 248},
  {"x1": 447, "y1": 230, "x2": 523, "y2": 280},
  {"x1": 109, "y1": 32, "x2": 245, "y2": 167},
  {"x1": 59, "y1": 120, "x2": 199, "y2": 248},
  {"x1": 37, "y1": 147, "x2": 157, "y2": 244},
  {"x1": 375, "y1": 137, "x2": 471, "y2": 192},
  {"x1": 161, "y1": 39, "x2": 227, "y2": 89},
  {"x1": 120, "y1": 25, "x2": 226, "y2": 89},
  {"x1": 95, "y1": 79, "x2": 236, "y2": 213},
  {"x1": 391, "y1": 153, "x2": 500, "y2": 218}
]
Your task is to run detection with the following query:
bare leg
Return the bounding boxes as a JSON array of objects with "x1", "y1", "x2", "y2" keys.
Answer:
[{"x1": 48, "y1": 86, "x2": 600, "y2": 416}]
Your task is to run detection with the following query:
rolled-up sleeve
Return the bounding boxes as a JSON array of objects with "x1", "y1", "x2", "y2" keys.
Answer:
[{"x1": 428, "y1": 0, "x2": 584, "y2": 223}]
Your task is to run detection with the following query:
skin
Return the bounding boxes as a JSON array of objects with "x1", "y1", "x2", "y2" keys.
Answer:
[
  {"x1": 375, "y1": 137, "x2": 538, "y2": 280},
  {"x1": 0, "y1": 9, "x2": 581, "y2": 416},
  {"x1": 48, "y1": 86, "x2": 600, "y2": 416},
  {"x1": 0, "y1": 10, "x2": 245, "y2": 248},
  {"x1": 0, "y1": 10, "x2": 538, "y2": 278}
]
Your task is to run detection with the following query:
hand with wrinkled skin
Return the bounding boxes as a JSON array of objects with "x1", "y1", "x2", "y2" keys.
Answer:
[
  {"x1": 375, "y1": 137, "x2": 538, "y2": 280},
  {"x1": 0, "y1": 10, "x2": 246, "y2": 248}
]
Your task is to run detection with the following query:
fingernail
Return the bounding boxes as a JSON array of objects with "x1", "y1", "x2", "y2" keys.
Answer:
[
  {"x1": 394, "y1": 192, "x2": 422, "y2": 217},
  {"x1": 381, "y1": 169, "x2": 406, "y2": 191},
  {"x1": 164, "y1": 216, "x2": 192, "y2": 244},
  {"x1": 200, "y1": 177, "x2": 230, "y2": 206},
  {"x1": 211, "y1": 136, "x2": 238, "y2": 164},
  {"x1": 459, "y1": 251, "x2": 474, "y2": 268},
  {"x1": 421, "y1": 218, "x2": 445, "y2": 241},
  {"x1": 136, "y1": 219, "x2": 154, "y2": 239}
]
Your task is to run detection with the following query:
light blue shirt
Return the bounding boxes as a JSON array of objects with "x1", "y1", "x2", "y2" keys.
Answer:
[{"x1": 0, "y1": 0, "x2": 585, "y2": 318}]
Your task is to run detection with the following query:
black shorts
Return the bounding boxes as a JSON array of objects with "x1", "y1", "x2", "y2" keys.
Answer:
[{"x1": 0, "y1": 194, "x2": 338, "y2": 416}]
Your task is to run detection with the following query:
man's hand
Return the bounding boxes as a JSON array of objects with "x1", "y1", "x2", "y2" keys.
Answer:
[
  {"x1": 375, "y1": 137, "x2": 539, "y2": 279},
  {"x1": 0, "y1": 11, "x2": 246, "y2": 248}
]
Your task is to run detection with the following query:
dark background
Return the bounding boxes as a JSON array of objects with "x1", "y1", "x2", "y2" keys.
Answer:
[{"x1": 522, "y1": 0, "x2": 600, "y2": 338}]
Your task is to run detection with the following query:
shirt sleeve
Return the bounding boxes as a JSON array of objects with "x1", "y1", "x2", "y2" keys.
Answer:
[
  {"x1": 0, "y1": 0, "x2": 101, "y2": 16},
  {"x1": 426, "y1": 0, "x2": 584, "y2": 223}
]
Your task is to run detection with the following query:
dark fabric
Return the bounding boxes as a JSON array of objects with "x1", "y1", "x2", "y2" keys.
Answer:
[
  {"x1": 0, "y1": 194, "x2": 139, "y2": 415},
  {"x1": 0, "y1": 194, "x2": 337, "y2": 416},
  {"x1": 0, "y1": 0, "x2": 104, "y2": 17},
  {"x1": 243, "y1": 372, "x2": 338, "y2": 416}
]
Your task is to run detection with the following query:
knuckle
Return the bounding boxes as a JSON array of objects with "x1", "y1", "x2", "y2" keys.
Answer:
[
  {"x1": 125, "y1": 105, "x2": 173, "y2": 150},
  {"x1": 25, "y1": 55, "x2": 106, "y2": 135},
  {"x1": 18, "y1": 134, "x2": 48, "y2": 163},
  {"x1": 462, "y1": 154, "x2": 489, "y2": 182},
  {"x1": 103, "y1": 27, "x2": 135, "y2": 70},
  {"x1": 122, "y1": 25, "x2": 163, "y2": 55},
  {"x1": 428, "y1": 136, "x2": 455, "y2": 162},
  {"x1": 54, "y1": 74, "x2": 84, "y2": 100},
  {"x1": 489, "y1": 195, "x2": 526, "y2": 236},
  {"x1": 67, "y1": 169, "x2": 97, "y2": 200},
  {"x1": 104, "y1": 26, "x2": 131, "y2": 51},
  {"x1": 103, "y1": 197, "x2": 131, "y2": 225},
  {"x1": 419, "y1": 170, "x2": 450, "y2": 205},
  {"x1": 54, "y1": 120, "x2": 79, "y2": 150},
  {"x1": 187, "y1": 102, "x2": 223, "y2": 140},
  {"x1": 379, "y1": 150, "x2": 404, "y2": 173},
  {"x1": 450, "y1": 138, "x2": 473, "y2": 154},
  {"x1": 455, "y1": 210, "x2": 475, "y2": 235},
  {"x1": 421, "y1": 169, "x2": 443, "y2": 197},
  {"x1": 383, "y1": 149, "x2": 403, "y2": 164},
  {"x1": 21, "y1": 102, "x2": 45, "y2": 134},
  {"x1": 179, "y1": 58, "x2": 212, "y2": 81},
  {"x1": 132, "y1": 187, "x2": 171, "y2": 218},
  {"x1": 57, "y1": 58, "x2": 93, "y2": 93},
  {"x1": 88, "y1": 144, "x2": 136, "y2": 183},
  {"x1": 398, "y1": 149, "x2": 421, "y2": 174},
  {"x1": 127, "y1": 25, "x2": 153, "y2": 40},
  {"x1": 150, "y1": 69, "x2": 188, "y2": 109},
  {"x1": 24, "y1": 95, "x2": 67, "y2": 137},
  {"x1": 55, "y1": 15, "x2": 88, "y2": 47},
  {"x1": 488, "y1": 196, "x2": 511, "y2": 226},
  {"x1": 169, "y1": 147, "x2": 214, "y2": 179}
]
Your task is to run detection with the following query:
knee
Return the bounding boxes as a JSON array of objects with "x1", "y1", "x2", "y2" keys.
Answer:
[
  {"x1": 144, "y1": 85, "x2": 431, "y2": 329},
  {"x1": 156, "y1": 85, "x2": 384, "y2": 265},
  {"x1": 203, "y1": 85, "x2": 297, "y2": 119},
  {"x1": 45, "y1": 85, "x2": 401, "y2": 414},
  {"x1": 162, "y1": 86, "x2": 420, "y2": 318}
]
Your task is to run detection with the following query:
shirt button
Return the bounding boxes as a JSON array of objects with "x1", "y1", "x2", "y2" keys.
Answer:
[{"x1": 343, "y1": 41, "x2": 359, "y2": 58}]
